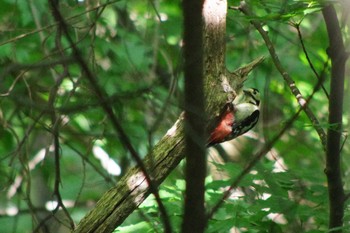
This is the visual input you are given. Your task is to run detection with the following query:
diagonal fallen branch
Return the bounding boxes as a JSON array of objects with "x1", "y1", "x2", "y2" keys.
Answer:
[
  {"x1": 73, "y1": 57, "x2": 264, "y2": 233},
  {"x1": 74, "y1": 115, "x2": 186, "y2": 233}
]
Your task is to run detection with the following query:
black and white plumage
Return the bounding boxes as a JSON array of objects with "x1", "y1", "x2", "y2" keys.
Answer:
[
  {"x1": 208, "y1": 88, "x2": 260, "y2": 146},
  {"x1": 230, "y1": 88, "x2": 260, "y2": 139}
]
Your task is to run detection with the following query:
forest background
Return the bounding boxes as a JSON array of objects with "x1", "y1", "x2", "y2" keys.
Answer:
[{"x1": 0, "y1": 0, "x2": 349, "y2": 232}]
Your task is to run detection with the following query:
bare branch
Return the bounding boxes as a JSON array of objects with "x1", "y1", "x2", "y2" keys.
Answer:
[
  {"x1": 47, "y1": 0, "x2": 171, "y2": 231},
  {"x1": 233, "y1": 1, "x2": 327, "y2": 150},
  {"x1": 207, "y1": 69, "x2": 326, "y2": 220},
  {"x1": 294, "y1": 23, "x2": 329, "y2": 99}
]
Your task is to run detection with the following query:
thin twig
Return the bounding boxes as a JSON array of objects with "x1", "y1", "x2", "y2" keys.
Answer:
[
  {"x1": 0, "y1": 0, "x2": 122, "y2": 47},
  {"x1": 207, "y1": 71, "x2": 327, "y2": 220},
  {"x1": 294, "y1": 22, "x2": 329, "y2": 99},
  {"x1": 207, "y1": 108, "x2": 301, "y2": 219},
  {"x1": 231, "y1": 1, "x2": 327, "y2": 150},
  {"x1": 47, "y1": 1, "x2": 172, "y2": 232}
]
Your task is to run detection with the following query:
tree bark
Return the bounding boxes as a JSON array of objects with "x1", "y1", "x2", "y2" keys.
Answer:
[
  {"x1": 182, "y1": 0, "x2": 206, "y2": 232},
  {"x1": 73, "y1": 66, "x2": 262, "y2": 233},
  {"x1": 73, "y1": 118, "x2": 186, "y2": 233},
  {"x1": 322, "y1": 5, "x2": 348, "y2": 232}
]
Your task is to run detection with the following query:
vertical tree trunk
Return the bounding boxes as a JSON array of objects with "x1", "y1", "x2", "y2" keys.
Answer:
[
  {"x1": 182, "y1": 0, "x2": 206, "y2": 232},
  {"x1": 203, "y1": 0, "x2": 229, "y2": 123},
  {"x1": 322, "y1": 5, "x2": 348, "y2": 232}
]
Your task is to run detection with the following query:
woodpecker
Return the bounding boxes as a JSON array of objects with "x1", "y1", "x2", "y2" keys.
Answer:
[{"x1": 208, "y1": 88, "x2": 260, "y2": 146}]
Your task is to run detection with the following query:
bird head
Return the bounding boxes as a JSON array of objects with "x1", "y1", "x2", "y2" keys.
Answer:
[
  {"x1": 233, "y1": 88, "x2": 260, "y2": 106},
  {"x1": 243, "y1": 88, "x2": 260, "y2": 106}
]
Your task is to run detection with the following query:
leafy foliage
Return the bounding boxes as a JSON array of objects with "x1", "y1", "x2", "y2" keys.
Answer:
[{"x1": 0, "y1": 0, "x2": 349, "y2": 232}]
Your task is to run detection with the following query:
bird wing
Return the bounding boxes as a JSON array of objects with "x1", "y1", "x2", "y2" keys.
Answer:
[{"x1": 230, "y1": 110, "x2": 260, "y2": 139}]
